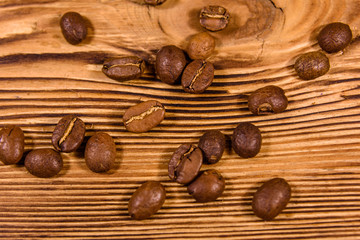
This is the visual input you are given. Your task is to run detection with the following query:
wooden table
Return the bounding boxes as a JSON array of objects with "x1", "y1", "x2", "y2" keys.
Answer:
[{"x1": 1, "y1": 0, "x2": 359, "y2": 239}]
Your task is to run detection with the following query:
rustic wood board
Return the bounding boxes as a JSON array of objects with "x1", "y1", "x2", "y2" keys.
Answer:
[{"x1": 0, "y1": 0, "x2": 360, "y2": 239}]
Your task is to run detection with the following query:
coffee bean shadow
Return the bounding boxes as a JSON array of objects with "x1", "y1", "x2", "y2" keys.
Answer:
[
  {"x1": 187, "y1": 8, "x2": 205, "y2": 32},
  {"x1": 81, "y1": 16, "x2": 95, "y2": 45},
  {"x1": 111, "y1": 138, "x2": 123, "y2": 172},
  {"x1": 55, "y1": 151, "x2": 71, "y2": 178},
  {"x1": 224, "y1": 134, "x2": 234, "y2": 156},
  {"x1": 15, "y1": 133, "x2": 36, "y2": 168}
]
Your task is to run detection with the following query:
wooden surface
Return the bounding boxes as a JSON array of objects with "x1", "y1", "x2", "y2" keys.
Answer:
[{"x1": 0, "y1": 0, "x2": 360, "y2": 239}]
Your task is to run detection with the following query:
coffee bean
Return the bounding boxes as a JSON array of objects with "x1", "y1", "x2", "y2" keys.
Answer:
[
  {"x1": 85, "y1": 132, "x2": 116, "y2": 173},
  {"x1": 187, "y1": 32, "x2": 215, "y2": 60},
  {"x1": 252, "y1": 178, "x2": 291, "y2": 220},
  {"x1": 198, "y1": 130, "x2": 225, "y2": 164},
  {"x1": 200, "y1": 5, "x2": 230, "y2": 32},
  {"x1": 52, "y1": 115, "x2": 86, "y2": 153},
  {"x1": 128, "y1": 181, "x2": 166, "y2": 220},
  {"x1": 60, "y1": 12, "x2": 87, "y2": 45},
  {"x1": 144, "y1": 0, "x2": 166, "y2": 5},
  {"x1": 232, "y1": 122, "x2": 261, "y2": 158},
  {"x1": 181, "y1": 60, "x2": 214, "y2": 94},
  {"x1": 25, "y1": 149, "x2": 63, "y2": 178},
  {"x1": 294, "y1": 51, "x2": 330, "y2": 80},
  {"x1": 0, "y1": 126, "x2": 24, "y2": 165},
  {"x1": 102, "y1": 56, "x2": 145, "y2": 81},
  {"x1": 187, "y1": 169, "x2": 225, "y2": 202},
  {"x1": 123, "y1": 100, "x2": 165, "y2": 133},
  {"x1": 248, "y1": 85, "x2": 288, "y2": 115},
  {"x1": 318, "y1": 22, "x2": 352, "y2": 53},
  {"x1": 156, "y1": 45, "x2": 187, "y2": 85},
  {"x1": 168, "y1": 144, "x2": 203, "y2": 185}
]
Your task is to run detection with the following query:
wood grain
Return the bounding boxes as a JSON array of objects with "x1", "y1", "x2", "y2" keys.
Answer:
[{"x1": 0, "y1": 0, "x2": 360, "y2": 239}]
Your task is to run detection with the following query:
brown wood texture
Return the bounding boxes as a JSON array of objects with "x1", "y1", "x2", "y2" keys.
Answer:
[{"x1": 0, "y1": 0, "x2": 360, "y2": 239}]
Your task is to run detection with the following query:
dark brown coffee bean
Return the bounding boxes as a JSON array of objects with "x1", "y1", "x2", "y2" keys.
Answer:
[
  {"x1": 156, "y1": 45, "x2": 187, "y2": 85},
  {"x1": 294, "y1": 51, "x2": 330, "y2": 80},
  {"x1": 123, "y1": 100, "x2": 165, "y2": 133},
  {"x1": 198, "y1": 130, "x2": 225, "y2": 164},
  {"x1": 232, "y1": 122, "x2": 261, "y2": 158},
  {"x1": 85, "y1": 132, "x2": 116, "y2": 173},
  {"x1": 25, "y1": 149, "x2": 63, "y2": 178},
  {"x1": 200, "y1": 5, "x2": 230, "y2": 32},
  {"x1": 102, "y1": 56, "x2": 145, "y2": 81},
  {"x1": 144, "y1": 0, "x2": 166, "y2": 5},
  {"x1": 181, "y1": 60, "x2": 214, "y2": 94},
  {"x1": 187, "y1": 169, "x2": 225, "y2": 203},
  {"x1": 168, "y1": 144, "x2": 203, "y2": 185},
  {"x1": 187, "y1": 32, "x2": 215, "y2": 60},
  {"x1": 318, "y1": 22, "x2": 352, "y2": 53},
  {"x1": 0, "y1": 126, "x2": 24, "y2": 165},
  {"x1": 252, "y1": 178, "x2": 291, "y2": 220},
  {"x1": 248, "y1": 85, "x2": 288, "y2": 115},
  {"x1": 60, "y1": 12, "x2": 87, "y2": 45},
  {"x1": 52, "y1": 115, "x2": 85, "y2": 153},
  {"x1": 128, "y1": 181, "x2": 166, "y2": 220}
]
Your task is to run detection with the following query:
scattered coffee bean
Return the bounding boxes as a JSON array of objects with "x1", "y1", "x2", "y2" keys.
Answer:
[
  {"x1": 144, "y1": 0, "x2": 166, "y2": 5},
  {"x1": 25, "y1": 149, "x2": 63, "y2": 178},
  {"x1": 0, "y1": 126, "x2": 24, "y2": 165},
  {"x1": 187, "y1": 32, "x2": 215, "y2": 60},
  {"x1": 248, "y1": 85, "x2": 288, "y2": 115},
  {"x1": 85, "y1": 132, "x2": 116, "y2": 173},
  {"x1": 252, "y1": 178, "x2": 291, "y2": 220},
  {"x1": 102, "y1": 56, "x2": 146, "y2": 81},
  {"x1": 198, "y1": 130, "x2": 225, "y2": 164},
  {"x1": 294, "y1": 51, "x2": 330, "y2": 80},
  {"x1": 187, "y1": 169, "x2": 225, "y2": 202},
  {"x1": 232, "y1": 122, "x2": 261, "y2": 158},
  {"x1": 123, "y1": 100, "x2": 165, "y2": 133},
  {"x1": 181, "y1": 60, "x2": 214, "y2": 94},
  {"x1": 156, "y1": 45, "x2": 187, "y2": 85},
  {"x1": 52, "y1": 115, "x2": 86, "y2": 153},
  {"x1": 168, "y1": 144, "x2": 203, "y2": 185},
  {"x1": 318, "y1": 22, "x2": 352, "y2": 53},
  {"x1": 128, "y1": 181, "x2": 166, "y2": 220},
  {"x1": 60, "y1": 12, "x2": 87, "y2": 45},
  {"x1": 200, "y1": 5, "x2": 230, "y2": 32}
]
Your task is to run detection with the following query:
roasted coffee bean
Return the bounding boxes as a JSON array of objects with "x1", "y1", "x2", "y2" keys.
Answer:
[
  {"x1": 60, "y1": 12, "x2": 87, "y2": 45},
  {"x1": 232, "y1": 122, "x2": 261, "y2": 158},
  {"x1": 0, "y1": 126, "x2": 24, "y2": 165},
  {"x1": 294, "y1": 51, "x2": 330, "y2": 80},
  {"x1": 168, "y1": 144, "x2": 203, "y2": 185},
  {"x1": 144, "y1": 0, "x2": 166, "y2": 5},
  {"x1": 318, "y1": 22, "x2": 352, "y2": 53},
  {"x1": 200, "y1": 5, "x2": 230, "y2": 32},
  {"x1": 123, "y1": 100, "x2": 165, "y2": 133},
  {"x1": 248, "y1": 85, "x2": 288, "y2": 115},
  {"x1": 85, "y1": 132, "x2": 116, "y2": 173},
  {"x1": 187, "y1": 169, "x2": 225, "y2": 202},
  {"x1": 52, "y1": 115, "x2": 85, "y2": 153},
  {"x1": 156, "y1": 45, "x2": 187, "y2": 85},
  {"x1": 102, "y1": 56, "x2": 145, "y2": 81},
  {"x1": 198, "y1": 130, "x2": 225, "y2": 164},
  {"x1": 128, "y1": 181, "x2": 166, "y2": 220},
  {"x1": 181, "y1": 60, "x2": 214, "y2": 94},
  {"x1": 252, "y1": 178, "x2": 291, "y2": 220},
  {"x1": 25, "y1": 149, "x2": 63, "y2": 178},
  {"x1": 187, "y1": 32, "x2": 215, "y2": 60}
]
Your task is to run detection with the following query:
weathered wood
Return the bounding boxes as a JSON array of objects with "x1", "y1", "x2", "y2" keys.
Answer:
[{"x1": 0, "y1": 0, "x2": 360, "y2": 239}]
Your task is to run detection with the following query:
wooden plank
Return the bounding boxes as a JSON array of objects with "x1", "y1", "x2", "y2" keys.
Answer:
[{"x1": 0, "y1": 0, "x2": 359, "y2": 239}]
